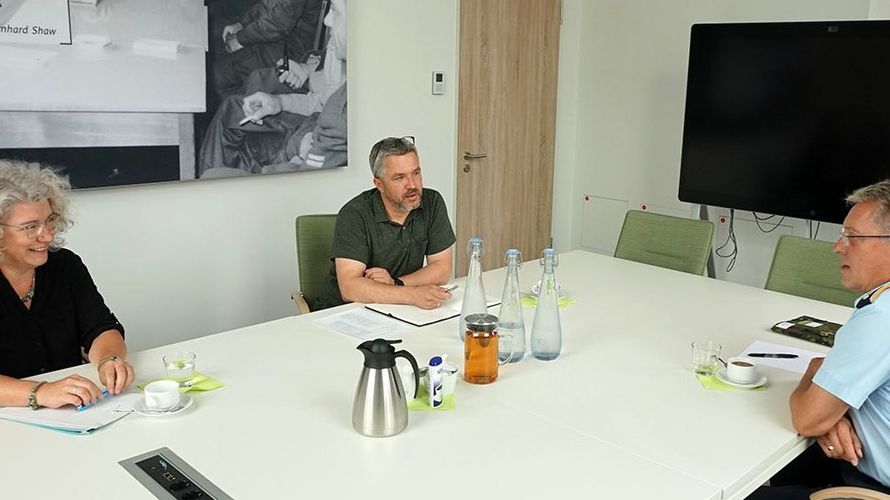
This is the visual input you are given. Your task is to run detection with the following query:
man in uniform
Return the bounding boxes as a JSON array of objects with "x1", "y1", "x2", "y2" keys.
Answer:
[{"x1": 750, "y1": 180, "x2": 890, "y2": 498}]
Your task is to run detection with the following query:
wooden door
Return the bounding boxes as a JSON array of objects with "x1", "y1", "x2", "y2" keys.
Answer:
[{"x1": 455, "y1": 0, "x2": 561, "y2": 275}]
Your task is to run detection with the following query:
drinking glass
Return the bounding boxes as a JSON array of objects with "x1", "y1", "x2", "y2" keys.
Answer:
[
  {"x1": 163, "y1": 351, "x2": 196, "y2": 384},
  {"x1": 691, "y1": 341, "x2": 721, "y2": 375}
]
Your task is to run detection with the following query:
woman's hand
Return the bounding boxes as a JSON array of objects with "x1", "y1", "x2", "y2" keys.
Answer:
[
  {"x1": 36, "y1": 374, "x2": 104, "y2": 409},
  {"x1": 97, "y1": 356, "x2": 135, "y2": 395}
]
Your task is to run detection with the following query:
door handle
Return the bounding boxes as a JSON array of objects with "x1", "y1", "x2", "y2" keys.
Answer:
[{"x1": 463, "y1": 152, "x2": 488, "y2": 160}]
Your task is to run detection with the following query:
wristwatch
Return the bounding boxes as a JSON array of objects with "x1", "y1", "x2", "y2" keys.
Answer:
[
  {"x1": 394, "y1": 278, "x2": 405, "y2": 286},
  {"x1": 28, "y1": 381, "x2": 46, "y2": 410}
]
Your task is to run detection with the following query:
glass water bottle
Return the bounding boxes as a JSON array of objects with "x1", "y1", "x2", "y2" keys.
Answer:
[
  {"x1": 530, "y1": 248, "x2": 562, "y2": 361},
  {"x1": 497, "y1": 249, "x2": 525, "y2": 362},
  {"x1": 459, "y1": 237, "x2": 488, "y2": 341}
]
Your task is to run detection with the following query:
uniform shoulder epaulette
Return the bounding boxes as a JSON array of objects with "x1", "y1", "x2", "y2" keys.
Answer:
[{"x1": 856, "y1": 283, "x2": 890, "y2": 309}]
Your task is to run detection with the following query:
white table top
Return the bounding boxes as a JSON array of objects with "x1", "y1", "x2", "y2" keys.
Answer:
[
  {"x1": 0, "y1": 250, "x2": 850, "y2": 499},
  {"x1": 0, "y1": 0, "x2": 206, "y2": 112}
]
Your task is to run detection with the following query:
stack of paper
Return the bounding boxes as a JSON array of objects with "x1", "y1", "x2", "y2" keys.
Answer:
[{"x1": 0, "y1": 392, "x2": 141, "y2": 434}]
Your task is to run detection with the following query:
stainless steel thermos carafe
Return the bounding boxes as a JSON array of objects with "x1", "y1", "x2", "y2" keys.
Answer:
[{"x1": 353, "y1": 338, "x2": 420, "y2": 437}]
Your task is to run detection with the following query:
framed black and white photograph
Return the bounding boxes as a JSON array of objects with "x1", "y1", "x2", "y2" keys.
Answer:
[{"x1": 0, "y1": 0, "x2": 347, "y2": 189}]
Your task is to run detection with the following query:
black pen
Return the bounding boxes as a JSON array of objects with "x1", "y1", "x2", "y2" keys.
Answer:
[{"x1": 747, "y1": 353, "x2": 798, "y2": 359}]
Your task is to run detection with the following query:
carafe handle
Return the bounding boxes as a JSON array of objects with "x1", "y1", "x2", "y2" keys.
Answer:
[{"x1": 394, "y1": 350, "x2": 420, "y2": 399}]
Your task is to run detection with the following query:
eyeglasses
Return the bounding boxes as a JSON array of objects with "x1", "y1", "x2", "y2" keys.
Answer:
[
  {"x1": 0, "y1": 213, "x2": 61, "y2": 239},
  {"x1": 837, "y1": 229, "x2": 890, "y2": 246}
]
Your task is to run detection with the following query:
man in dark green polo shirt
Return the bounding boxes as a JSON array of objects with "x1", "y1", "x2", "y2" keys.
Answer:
[{"x1": 312, "y1": 136, "x2": 456, "y2": 310}]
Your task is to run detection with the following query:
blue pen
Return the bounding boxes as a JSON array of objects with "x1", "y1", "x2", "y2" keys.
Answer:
[{"x1": 76, "y1": 390, "x2": 109, "y2": 412}]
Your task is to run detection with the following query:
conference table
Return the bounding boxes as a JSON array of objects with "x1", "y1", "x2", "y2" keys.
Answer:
[{"x1": 0, "y1": 250, "x2": 852, "y2": 499}]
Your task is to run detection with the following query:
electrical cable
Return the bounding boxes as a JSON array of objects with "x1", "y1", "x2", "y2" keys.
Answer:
[
  {"x1": 808, "y1": 220, "x2": 822, "y2": 239},
  {"x1": 753, "y1": 212, "x2": 786, "y2": 233},
  {"x1": 715, "y1": 208, "x2": 738, "y2": 272}
]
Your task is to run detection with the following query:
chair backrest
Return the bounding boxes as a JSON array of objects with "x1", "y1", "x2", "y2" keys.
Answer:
[
  {"x1": 614, "y1": 210, "x2": 715, "y2": 275},
  {"x1": 295, "y1": 214, "x2": 338, "y2": 305},
  {"x1": 765, "y1": 234, "x2": 858, "y2": 307},
  {"x1": 810, "y1": 486, "x2": 890, "y2": 500}
]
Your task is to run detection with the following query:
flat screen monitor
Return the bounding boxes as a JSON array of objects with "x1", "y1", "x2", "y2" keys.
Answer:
[{"x1": 678, "y1": 20, "x2": 890, "y2": 223}]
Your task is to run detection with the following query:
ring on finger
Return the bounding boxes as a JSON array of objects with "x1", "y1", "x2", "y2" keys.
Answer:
[{"x1": 827, "y1": 445, "x2": 835, "y2": 451}]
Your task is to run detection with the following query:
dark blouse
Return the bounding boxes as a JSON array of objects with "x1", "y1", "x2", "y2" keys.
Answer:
[{"x1": 0, "y1": 248, "x2": 124, "y2": 379}]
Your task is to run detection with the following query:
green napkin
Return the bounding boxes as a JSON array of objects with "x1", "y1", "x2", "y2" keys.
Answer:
[
  {"x1": 521, "y1": 294, "x2": 576, "y2": 308},
  {"x1": 407, "y1": 384, "x2": 455, "y2": 411},
  {"x1": 695, "y1": 373, "x2": 766, "y2": 391},
  {"x1": 137, "y1": 372, "x2": 224, "y2": 393}
]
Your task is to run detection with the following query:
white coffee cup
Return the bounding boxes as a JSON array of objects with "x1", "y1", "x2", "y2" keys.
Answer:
[
  {"x1": 144, "y1": 380, "x2": 181, "y2": 410},
  {"x1": 726, "y1": 357, "x2": 758, "y2": 384}
]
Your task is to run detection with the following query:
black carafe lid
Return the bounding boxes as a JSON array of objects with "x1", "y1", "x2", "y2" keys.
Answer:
[{"x1": 357, "y1": 338, "x2": 401, "y2": 369}]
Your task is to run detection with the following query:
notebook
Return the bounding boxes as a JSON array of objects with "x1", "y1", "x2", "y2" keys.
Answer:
[
  {"x1": 771, "y1": 315, "x2": 841, "y2": 347},
  {"x1": 365, "y1": 288, "x2": 500, "y2": 327}
]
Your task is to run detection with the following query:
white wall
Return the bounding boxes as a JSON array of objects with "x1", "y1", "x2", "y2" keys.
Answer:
[
  {"x1": 64, "y1": 1, "x2": 459, "y2": 351},
  {"x1": 552, "y1": 0, "x2": 873, "y2": 287},
  {"x1": 872, "y1": 0, "x2": 890, "y2": 17},
  {"x1": 59, "y1": 0, "x2": 885, "y2": 350}
]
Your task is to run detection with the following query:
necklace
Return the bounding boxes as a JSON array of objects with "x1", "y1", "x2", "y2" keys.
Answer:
[{"x1": 19, "y1": 275, "x2": 35, "y2": 303}]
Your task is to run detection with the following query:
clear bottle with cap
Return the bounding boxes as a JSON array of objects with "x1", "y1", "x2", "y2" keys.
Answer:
[
  {"x1": 530, "y1": 248, "x2": 562, "y2": 361},
  {"x1": 459, "y1": 237, "x2": 487, "y2": 341},
  {"x1": 497, "y1": 249, "x2": 526, "y2": 363}
]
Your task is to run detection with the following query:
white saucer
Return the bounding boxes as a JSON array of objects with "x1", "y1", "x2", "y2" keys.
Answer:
[
  {"x1": 715, "y1": 368, "x2": 767, "y2": 389},
  {"x1": 132, "y1": 394, "x2": 193, "y2": 416}
]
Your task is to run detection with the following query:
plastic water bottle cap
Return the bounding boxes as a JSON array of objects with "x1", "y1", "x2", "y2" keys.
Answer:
[{"x1": 429, "y1": 356, "x2": 443, "y2": 366}]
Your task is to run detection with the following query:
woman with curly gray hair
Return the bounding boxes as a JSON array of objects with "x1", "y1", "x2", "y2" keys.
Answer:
[{"x1": 0, "y1": 160, "x2": 134, "y2": 410}]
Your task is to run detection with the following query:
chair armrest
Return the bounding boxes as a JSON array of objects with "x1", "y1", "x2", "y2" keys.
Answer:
[
  {"x1": 292, "y1": 291, "x2": 311, "y2": 315},
  {"x1": 810, "y1": 486, "x2": 890, "y2": 500}
]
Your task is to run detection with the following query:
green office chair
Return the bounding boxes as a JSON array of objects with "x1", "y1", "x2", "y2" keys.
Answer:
[
  {"x1": 765, "y1": 235, "x2": 858, "y2": 307},
  {"x1": 294, "y1": 214, "x2": 337, "y2": 314},
  {"x1": 613, "y1": 210, "x2": 715, "y2": 275}
]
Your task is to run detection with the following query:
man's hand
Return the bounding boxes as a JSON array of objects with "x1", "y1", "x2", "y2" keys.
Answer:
[
  {"x1": 222, "y1": 23, "x2": 243, "y2": 44},
  {"x1": 240, "y1": 92, "x2": 283, "y2": 125},
  {"x1": 277, "y1": 58, "x2": 312, "y2": 90},
  {"x1": 412, "y1": 285, "x2": 452, "y2": 310},
  {"x1": 817, "y1": 416, "x2": 863, "y2": 466},
  {"x1": 364, "y1": 267, "x2": 393, "y2": 284}
]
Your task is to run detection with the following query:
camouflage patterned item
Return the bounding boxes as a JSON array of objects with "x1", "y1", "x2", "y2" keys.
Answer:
[{"x1": 771, "y1": 315, "x2": 842, "y2": 347}]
